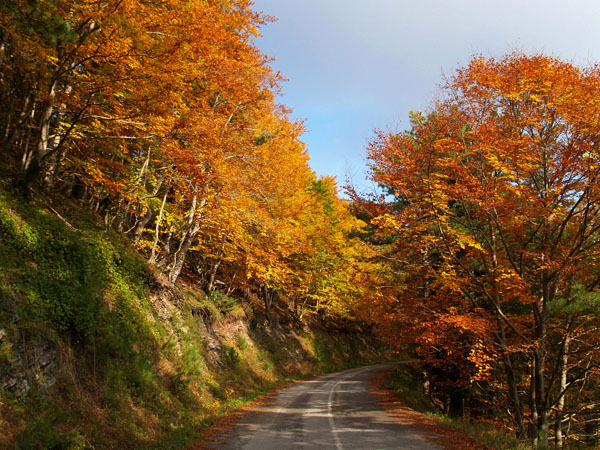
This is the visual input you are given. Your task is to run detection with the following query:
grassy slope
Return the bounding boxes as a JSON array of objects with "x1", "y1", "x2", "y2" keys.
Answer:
[{"x1": 0, "y1": 186, "x2": 387, "y2": 449}]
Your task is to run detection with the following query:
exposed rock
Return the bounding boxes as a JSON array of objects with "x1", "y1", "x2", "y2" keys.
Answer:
[
  {"x1": 147, "y1": 273, "x2": 225, "y2": 368},
  {"x1": 0, "y1": 330, "x2": 57, "y2": 397}
]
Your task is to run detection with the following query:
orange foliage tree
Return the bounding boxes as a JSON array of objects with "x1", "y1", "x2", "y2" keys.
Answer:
[
  {"x1": 365, "y1": 53, "x2": 600, "y2": 447},
  {"x1": 1, "y1": 0, "x2": 373, "y2": 326}
]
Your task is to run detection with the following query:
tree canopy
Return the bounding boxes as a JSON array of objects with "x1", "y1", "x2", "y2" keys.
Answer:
[
  {"x1": 362, "y1": 53, "x2": 600, "y2": 447},
  {"x1": 5, "y1": 3, "x2": 600, "y2": 446},
  {"x1": 0, "y1": 0, "x2": 377, "y2": 321}
]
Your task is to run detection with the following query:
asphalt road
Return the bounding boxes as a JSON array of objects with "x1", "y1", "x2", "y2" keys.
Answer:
[{"x1": 204, "y1": 362, "x2": 441, "y2": 450}]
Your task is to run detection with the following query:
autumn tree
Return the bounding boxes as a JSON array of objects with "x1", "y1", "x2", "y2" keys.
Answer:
[
  {"x1": 366, "y1": 53, "x2": 600, "y2": 447},
  {"x1": 1, "y1": 0, "x2": 377, "y2": 346}
]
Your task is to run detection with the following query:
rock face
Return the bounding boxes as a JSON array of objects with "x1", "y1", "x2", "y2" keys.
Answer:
[
  {"x1": 0, "y1": 273, "x2": 382, "y2": 407},
  {"x1": 147, "y1": 274, "x2": 225, "y2": 368},
  {"x1": 0, "y1": 273, "x2": 236, "y2": 398},
  {"x1": 0, "y1": 328, "x2": 57, "y2": 396}
]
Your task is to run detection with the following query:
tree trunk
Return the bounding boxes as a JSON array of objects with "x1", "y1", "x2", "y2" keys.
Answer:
[
  {"x1": 19, "y1": 75, "x2": 58, "y2": 189},
  {"x1": 130, "y1": 175, "x2": 164, "y2": 243},
  {"x1": 132, "y1": 204, "x2": 154, "y2": 244},
  {"x1": 532, "y1": 278, "x2": 552, "y2": 448},
  {"x1": 226, "y1": 269, "x2": 238, "y2": 296},
  {"x1": 1, "y1": 93, "x2": 33, "y2": 156},
  {"x1": 167, "y1": 195, "x2": 205, "y2": 283},
  {"x1": 157, "y1": 224, "x2": 176, "y2": 269},
  {"x1": 504, "y1": 352, "x2": 525, "y2": 437},
  {"x1": 555, "y1": 332, "x2": 570, "y2": 448},
  {"x1": 207, "y1": 237, "x2": 226, "y2": 292},
  {"x1": 534, "y1": 347, "x2": 549, "y2": 447},
  {"x1": 43, "y1": 84, "x2": 72, "y2": 191},
  {"x1": 530, "y1": 359, "x2": 539, "y2": 448},
  {"x1": 148, "y1": 187, "x2": 169, "y2": 264},
  {"x1": 448, "y1": 389, "x2": 464, "y2": 418},
  {"x1": 168, "y1": 221, "x2": 200, "y2": 283},
  {"x1": 263, "y1": 284, "x2": 273, "y2": 322}
]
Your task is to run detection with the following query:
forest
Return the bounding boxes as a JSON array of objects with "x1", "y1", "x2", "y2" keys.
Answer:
[
  {"x1": 0, "y1": 0, "x2": 378, "y2": 315},
  {"x1": 1, "y1": 0, "x2": 600, "y2": 448}
]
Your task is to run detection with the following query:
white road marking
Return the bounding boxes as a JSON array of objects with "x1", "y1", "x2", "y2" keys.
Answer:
[{"x1": 327, "y1": 366, "x2": 373, "y2": 450}]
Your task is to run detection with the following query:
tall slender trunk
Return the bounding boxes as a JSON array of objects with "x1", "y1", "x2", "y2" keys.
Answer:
[
  {"x1": 43, "y1": 84, "x2": 72, "y2": 191},
  {"x1": 499, "y1": 321, "x2": 525, "y2": 437},
  {"x1": 530, "y1": 359, "x2": 539, "y2": 448},
  {"x1": 555, "y1": 331, "x2": 570, "y2": 448},
  {"x1": 263, "y1": 284, "x2": 273, "y2": 322},
  {"x1": 167, "y1": 220, "x2": 201, "y2": 283},
  {"x1": 0, "y1": 39, "x2": 5, "y2": 66},
  {"x1": 207, "y1": 237, "x2": 226, "y2": 292},
  {"x1": 131, "y1": 177, "x2": 163, "y2": 244},
  {"x1": 534, "y1": 346, "x2": 549, "y2": 446},
  {"x1": 1, "y1": 93, "x2": 33, "y2": 156},
  {"x1": 157, "y1": 224, "x2": 176, "y2": 269},
  {"x1": 533, "y1": 273, "x2": 553, "y2": 448},
  {"x1": 168, "y1": 194, "x2": 205, "y2": 283},
  {"x1": 533, "y1": 149, "x2": 551, "y2": 448},
  {"x1": 226, "y1": 269, "x2": 238, "y2": 296},
  {"x1": 132, "y1": 205, "x2": 154, "y2": 244},
  {"x1": 148, "y1": 186, "x2": 169, "y2": 264},
  {"x1": 20, "y1": 81, "x2": 58, "y2": 188}
]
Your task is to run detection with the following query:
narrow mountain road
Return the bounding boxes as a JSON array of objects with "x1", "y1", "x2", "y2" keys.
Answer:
[{"x1": 203, "y1": 362, "x2": 442, "y2": 449}]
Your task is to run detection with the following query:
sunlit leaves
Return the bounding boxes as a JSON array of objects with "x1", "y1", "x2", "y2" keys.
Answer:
[{"x1": 365, "y1": 53, "x2": 600, "y2": 443}]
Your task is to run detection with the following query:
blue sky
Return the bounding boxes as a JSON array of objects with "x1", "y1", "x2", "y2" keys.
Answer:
[{"x1": 250, "y1": 0, "x2": 600, "y2": 192}]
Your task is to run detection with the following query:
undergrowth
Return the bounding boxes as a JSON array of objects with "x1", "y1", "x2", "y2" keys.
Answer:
[
  {"x1": 0, "y1": 185, "x2": 387, "y2": 449},
  {"x1": 384, "y1": 365, "x2": 532, "y2": 450}
]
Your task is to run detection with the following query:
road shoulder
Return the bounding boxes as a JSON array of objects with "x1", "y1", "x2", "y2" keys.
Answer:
[{"x1": 370, "y1": 368, "x2": 491, "y2": 450}]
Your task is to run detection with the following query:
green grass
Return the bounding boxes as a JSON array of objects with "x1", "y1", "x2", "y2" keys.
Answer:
[{"x1": 0, "y1": 184, "x2": 389, "y2": 449}]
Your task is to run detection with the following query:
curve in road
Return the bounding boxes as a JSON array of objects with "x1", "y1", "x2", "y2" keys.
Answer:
[{"x1": 203, "y1": 362, "x2": 441, "y2": 450}]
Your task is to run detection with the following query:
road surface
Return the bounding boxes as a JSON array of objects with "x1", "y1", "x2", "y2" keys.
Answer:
[{"x1": 203, "y1": 362, "x2": 441, "y2": 449}]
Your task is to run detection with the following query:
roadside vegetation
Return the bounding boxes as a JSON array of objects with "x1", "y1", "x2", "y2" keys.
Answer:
[
  {"x1": 384, "y1": 365, "x2": 530, "y2": 450},
  {"x1": 0, "y1": 180, "x2": 386, "y2": 449},
  {"x1": 358, "y1": 54, "x2": 600, "y2": 448},
  {"x1": 3, "y1": 1, "x2": 600, "y2": 448}
]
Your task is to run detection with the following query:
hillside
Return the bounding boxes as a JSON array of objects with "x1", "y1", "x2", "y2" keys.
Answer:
[
  {"x1": 0, "y1": 3, "x2": 393, "y2": 447},
  {"x1": 0, "y1": 184, "x2": 388, "y2": 449},
  {"x1": 8, "y1": 1, "x2": 600, "y2": 448}
]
